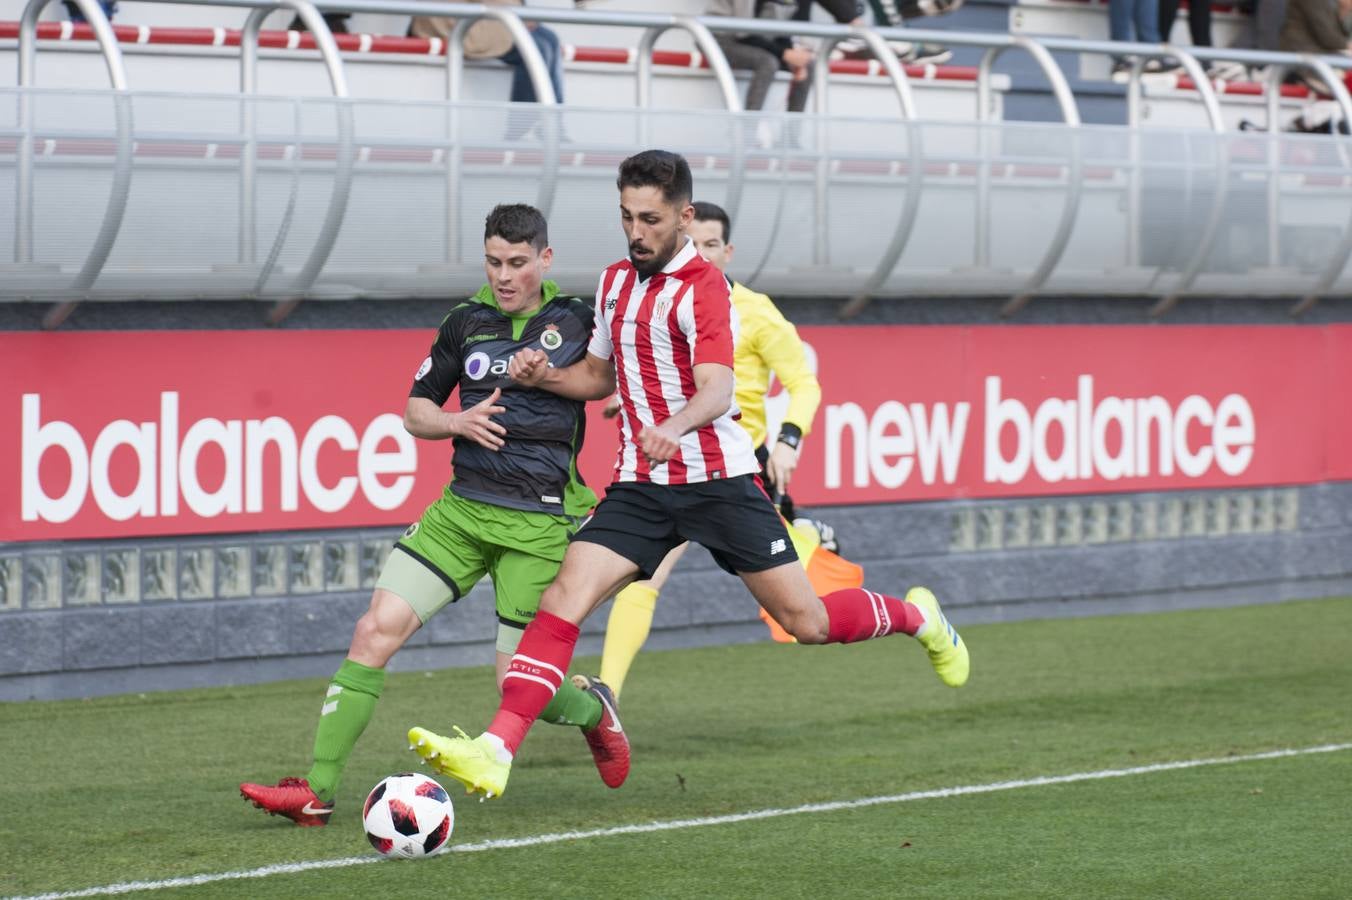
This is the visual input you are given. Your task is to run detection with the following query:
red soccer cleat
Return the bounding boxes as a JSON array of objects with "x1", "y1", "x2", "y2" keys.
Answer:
[
  {"x1": 571, "y1": 675, "x2": 631, "y2": 788},
  {"x1": 239, "y1": 777, "x2": 334, "y2": 827}
]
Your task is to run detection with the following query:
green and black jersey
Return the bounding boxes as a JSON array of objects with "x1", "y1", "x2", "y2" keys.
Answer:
[{"x1": 410, "y1": 280, "x2": 597, "y2": 517}]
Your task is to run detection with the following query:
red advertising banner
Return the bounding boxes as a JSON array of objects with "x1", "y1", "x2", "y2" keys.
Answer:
[
  {"x1": 781, "y1": 325, "x2": 1330, "y2": 506},
  {"x1": 3, "y1": 331, "x2": 442, "y2": 542},
  {"x1": 1, "y1": 325, "x2": 1346, "y2": 542},
  {"x1": 1327, "y1": 325, "x2": 1352, "y2": 482}
]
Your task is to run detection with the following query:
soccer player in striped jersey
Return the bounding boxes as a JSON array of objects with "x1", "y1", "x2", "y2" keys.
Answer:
[
  {"x1": 408, "y1": 151, "x2": 969, "y2": 801},
  {"x1": 597, "y1": 199, "x2": 866, "y2": 697},
  {"x1": 239, "y1": 205, "x2": 629, "y2": 825}
]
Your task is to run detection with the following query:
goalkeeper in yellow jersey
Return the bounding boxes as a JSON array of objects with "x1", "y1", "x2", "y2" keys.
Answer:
[{"x1": 596, "y1": 201, "x2": 864, "y2": 699}]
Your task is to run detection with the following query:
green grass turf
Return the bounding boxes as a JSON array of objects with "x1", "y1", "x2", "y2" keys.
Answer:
[{"x1": 2, "y1": 596, "x2": 1350, "y2": 899}]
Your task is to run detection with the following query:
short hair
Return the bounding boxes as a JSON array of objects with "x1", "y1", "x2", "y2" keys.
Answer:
[
  {"x1": 484, "y1": 204, "x2": 548, "y2": 251},
  {"x1": 616, "y1": 150, "x2": 693, "y2": 207},
  {"x1": 691, "y1": 201, "x2": 731, "y2": 244}
]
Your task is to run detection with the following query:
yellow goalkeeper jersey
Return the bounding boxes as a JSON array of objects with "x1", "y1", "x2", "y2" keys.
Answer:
[{"x1": 731, "y1": 281, "x2": 822, "y2": 448}]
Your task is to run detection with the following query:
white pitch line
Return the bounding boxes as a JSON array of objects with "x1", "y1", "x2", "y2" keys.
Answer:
[{"x1": 14, "y1": 742, "x2": 1352, "y2": 900}]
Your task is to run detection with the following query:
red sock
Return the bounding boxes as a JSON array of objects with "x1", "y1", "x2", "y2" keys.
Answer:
[
  {"x1": 487, "y1": 611, "x2": 579, "y2": 755},
  {"x1": 821, "y1": 588, "x2": 926, "y2": 643}
]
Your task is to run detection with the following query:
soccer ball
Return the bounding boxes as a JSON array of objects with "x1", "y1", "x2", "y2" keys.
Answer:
[{"x1": 362, "y1": 773, "x2": 455, "y2": 859}]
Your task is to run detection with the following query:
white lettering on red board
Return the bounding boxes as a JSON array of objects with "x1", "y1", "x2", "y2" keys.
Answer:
[
  {"x1": 21, "y1": 392, "x2": 417, "y2": 524},
  {"x1": 823, "y1": 376, "x2": 1255, "y2": 490}
]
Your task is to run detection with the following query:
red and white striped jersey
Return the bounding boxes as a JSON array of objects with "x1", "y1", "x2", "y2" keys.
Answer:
[{"x1": 588, "y1": 237, "x2": 760, "y2": 485}]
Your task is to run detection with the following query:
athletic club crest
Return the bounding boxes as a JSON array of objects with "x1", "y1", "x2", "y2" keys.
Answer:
[{"x1": 541, "y1": 324, "x2": 563, "y2": 350}]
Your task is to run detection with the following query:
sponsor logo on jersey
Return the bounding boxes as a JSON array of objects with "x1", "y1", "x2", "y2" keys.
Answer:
[
  {"x1": 414, "y1": 356, "x2": 432, "y2": 381},
  {"x1": 465, "y1": 333, "x2": 498, "y2": 345},
  {"x1": 465, "y1": 351, "x2": 515, "y2": 381},
  {"x1": 540, "y1": 324, "x2": 563, "y2": 350},
  {"x1": 465, "y1": 351, "x2": 491, "y2": 380}
]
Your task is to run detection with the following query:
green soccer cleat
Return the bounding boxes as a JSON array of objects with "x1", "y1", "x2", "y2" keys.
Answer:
[
  {"x1": 907, "y1": 586, "x2": 970, "y2": 687},
  {"x1": 407, "y1": 726, "x2": 511, "y2": 800}
]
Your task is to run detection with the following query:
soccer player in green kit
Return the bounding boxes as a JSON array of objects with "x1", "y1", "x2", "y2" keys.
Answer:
[{"x1": 239, "y1": 205, "x2": 628, "y2": 826}]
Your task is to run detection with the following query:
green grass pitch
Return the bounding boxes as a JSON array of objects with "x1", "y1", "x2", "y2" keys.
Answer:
[{"x1": 2, "y1": 597, "x2": 1350, "y2": 899}]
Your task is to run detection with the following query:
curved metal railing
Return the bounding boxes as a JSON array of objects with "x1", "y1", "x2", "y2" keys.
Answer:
[
  {"x1": 635, "y1": 17, "x2": 743, "y2": 218},
  {"x1": 17, "y1": 0, "x2": 133, "y2": 328},
  {"x1": 9, "y1": 0, "x2": 1352, "y2": 323},
  {"x1": 236, "y1": 0, "x2": 352, "y2": 321}
]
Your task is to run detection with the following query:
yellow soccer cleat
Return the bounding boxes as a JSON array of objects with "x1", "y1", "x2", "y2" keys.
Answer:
[
  {"x1": 906, "y1": 587, "x2": 970, "y2": 688},
  {"x1": 407, "y1": 726, "x2": 510, "y2": 800}
]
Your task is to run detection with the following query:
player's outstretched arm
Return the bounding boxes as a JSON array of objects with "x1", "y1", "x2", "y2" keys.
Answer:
[
  {"x1": 403, "y1": 391, "x2": 507, "y2": 450},
  {"x1": 509, "y1": 349, "x2": 616, "y2": 401}
]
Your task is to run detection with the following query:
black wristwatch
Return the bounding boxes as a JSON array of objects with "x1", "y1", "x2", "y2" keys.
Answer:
[{"x1": 776, "y1": 423, "x2": 803, "y2": 451}]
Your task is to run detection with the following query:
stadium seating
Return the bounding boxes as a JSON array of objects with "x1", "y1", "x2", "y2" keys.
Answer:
[
  {"x1": 4, "y1": 2, "x2": 1335, "y2": 131},
  {"x1": 3, "y1": 0, "x2": 1350, "y2": 310},
  {"x1": 2, "y1": 0, "x2": 1340, "y2": 133},
  {"x1": 0, "y1": 17, "x2": 1007, "y2": 121}
]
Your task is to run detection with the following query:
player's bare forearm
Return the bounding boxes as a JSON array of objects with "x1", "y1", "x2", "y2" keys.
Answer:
[
  {"x1": 637, "y1": 364, "x2": 732, "y2": 464},
  {"x1": 403, "y1": 392, "x2": 507, "y2": 450},
  {"x1": 517, "y1": 350, "x2": 616, "y2": 401},
  {"x1": 403, "y1": 396, "x2": 459, "y2": 440},
  {"x1": 542, "y1": 358, "x2": 616, "y2": 401},
  {"x1": 663, "y1": 362, "x2": 734, "y2": 435}
]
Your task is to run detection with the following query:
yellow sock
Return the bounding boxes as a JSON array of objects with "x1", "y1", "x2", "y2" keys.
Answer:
[{"x1": 599, "y1": 583, "x2": 659, "y2": 699}]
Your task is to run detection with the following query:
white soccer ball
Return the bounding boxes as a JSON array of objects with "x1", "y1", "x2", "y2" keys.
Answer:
[{"x1": 362, "y1": 773, "x2": 455, "y2": 859}]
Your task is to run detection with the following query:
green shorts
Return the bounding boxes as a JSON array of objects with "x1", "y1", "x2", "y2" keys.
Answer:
[{"x1": 376, "y1": 487, "x2": 579, "y2": 650}]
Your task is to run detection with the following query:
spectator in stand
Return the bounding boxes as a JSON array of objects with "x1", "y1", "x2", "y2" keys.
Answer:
[
  {"x1": 410, "y1": 0, "x2": 566, "y2": 138},
  {"x1": 1158, "y1": 0, "x2": 1211, "y2": 51},
  {"x1": 807, "y1": 0, "x2": 953, "y2": 65},
  {"x1": 1108, "y1": 0, "x2": 1182, "y2": 81},
  {"x1": 1280, "y1": 0, "x2": 1352, "y2": 94},
  {"x1": 1157, "y1": 0, "x2": 1248, "y2": 79},
  {"x1": 1255, "y1": 0, "x2": 1290, "y2": 51},
  {"x1": 287, "y1": 11, "x2": 351, "y2": 34},
  {"x1": 63, "y1": 1, "x2": 116, "y2": 23},
  {"x1": 707, "y1": 0, "x2": 815, "y2": 132}
]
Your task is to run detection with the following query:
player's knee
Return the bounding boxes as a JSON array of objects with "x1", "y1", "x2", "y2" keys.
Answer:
[
  {"x1": 538, "y1": 581, "x2": 569, "y2": 616},
  {"x1": 537, "y1": 575, "x2": 598, "y2": 624},
  {"x1": 783, "y1": 607, "x2": 830, "y2": 644},
  {"x1": 349, "y1": 608, "x2": 404, "y2": 667}
]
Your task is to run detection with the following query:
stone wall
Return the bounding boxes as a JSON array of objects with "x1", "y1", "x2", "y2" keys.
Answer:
[{"x1": 5, "y1": 481, "x2": 1350, "y2": 701}]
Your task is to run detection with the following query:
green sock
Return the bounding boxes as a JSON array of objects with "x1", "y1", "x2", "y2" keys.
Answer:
[
  {"x1": 305, "y1": 658, "x2": 386, "y2": 803},
  {"x1": 540, "y1": 679, "x2": 602, "y2": 730}
]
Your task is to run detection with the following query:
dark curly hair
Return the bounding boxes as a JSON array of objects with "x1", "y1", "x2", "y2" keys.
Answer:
[
  {"x1": 616, "y1": 150, "x2": 693, "y2": 207},
  {"x1": 484, "y1": 204, "x2": 548, "y2": 251}
]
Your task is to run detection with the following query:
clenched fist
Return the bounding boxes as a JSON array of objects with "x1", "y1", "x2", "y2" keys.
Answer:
[{"x1": 508, "y1": 348, "x2": 550, "y2": 386}]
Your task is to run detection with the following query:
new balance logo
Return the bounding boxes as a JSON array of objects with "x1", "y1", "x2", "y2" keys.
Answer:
[{"x1": 770, "y1": 539, "x2": 787, "y2": 555}]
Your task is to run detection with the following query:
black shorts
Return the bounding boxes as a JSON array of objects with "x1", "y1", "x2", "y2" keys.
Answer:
[{"x1": 572, "y1": 475, "x2": 799, "y2": 578}]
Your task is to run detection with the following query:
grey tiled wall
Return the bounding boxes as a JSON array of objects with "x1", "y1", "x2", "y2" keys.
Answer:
[{"x1": 4, "y1": 483, "x2": 1351, "y2": 701}]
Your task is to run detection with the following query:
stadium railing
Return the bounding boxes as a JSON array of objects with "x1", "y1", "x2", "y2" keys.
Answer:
[{"x1": 5, "y1": 0, "x2": 1352, "y2": 322}]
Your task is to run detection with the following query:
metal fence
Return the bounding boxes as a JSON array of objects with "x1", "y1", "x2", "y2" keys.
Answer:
[{"x1": 7, "y1": 0, "x2": 1352, "y2": 323}]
